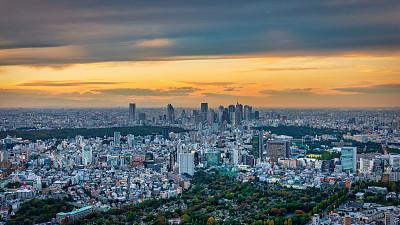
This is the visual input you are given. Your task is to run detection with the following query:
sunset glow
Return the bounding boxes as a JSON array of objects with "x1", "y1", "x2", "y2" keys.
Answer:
[{"x1": 0, "y1": 1, "x2": 399, "y2": 107}]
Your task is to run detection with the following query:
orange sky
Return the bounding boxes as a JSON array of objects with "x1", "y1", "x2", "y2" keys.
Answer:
[
  {"x1": 0, "y1": 53, "x2": 399, "y2": 108},
  {"x1": 0, "y1": 1, "x2": 399, "y2": 108}
]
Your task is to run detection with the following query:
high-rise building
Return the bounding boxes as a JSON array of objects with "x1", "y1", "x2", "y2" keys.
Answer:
[
  {"x1": 233, "y1": 149, "x2": 239, "y2": 165},
  {"x1": 266, "y1": 140, "x2": 290, "y2": 161},
  {"x1": 129, "y1": 103, "x2": 136, "y2": 122},
  {"x1": 167, "y1": 104, "x2": 175, "y2": 124},
  {"x1": 341, "y1": 147, "x2": 357, "y2": 173},
  {"x1": 162, "y1": 127, "x2": 170, "y2": 140},
  {"x1": 179, "y1": 153, "x2": 194, "y2": 176},
  {"x1": 254, "y1": 111, "x2": 260, "y2": 120},
  {"x1": 138, "y1": 113, "x2": 146, "y2": 121},
  {"x1": 344, "y1": 215, "x2": 351, "y2": 225},
  {"x1": 389, "y1": 154, "x2": 400, "y2": 170},
  {"x1": 221, "y1": 108, "x2": 230, "y2": 123},
  {"x1": 82, "y1": 145, "x2": 92, "y2": 165},
  {"x1": 206, "y1": 152, "x2": 222, "y2": 167},
  {"x1": 252, "y1": 134, "x2": 263, "y2": 159},
  {"x1": 236, "y1": 101, "x2": 243, "y2": 119},
  {"x1": 114, "y1": 132, "x2": 121, "y2": 147},
  {"x1": 244, "y1": 105, "x2": 251, "y2": 121},
  {"x1": 201, "y1": 102, "x2": 208, "y2": 122},
  {"x1": 385, "y1": 212, "x2": 394, "y2": 225}
]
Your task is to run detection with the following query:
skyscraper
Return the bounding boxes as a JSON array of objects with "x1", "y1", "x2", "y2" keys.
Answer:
[
  {"x1": 244, "y1": 105, "x2": 250, "y2": 121},
  {"x1": 114, "y1": 132, "x2": 121, "y2": 147},
  {"x1": 179, "y1": 153, "x2": 194, "y2": 176},
  {"x1": 129, "y1": 103, "x2": 136, "y2": 122},
  {"x1": 266, "y1": 140, "x2": 290, "y2": 161},
  {"x1": 236, "y1": 101, "x2": 243, "y2": 120},
  {"x1": 252, "y1": 135, "x2": 263, "y2": 159},
  {"x1": 162, "y1": 127, "x2": 169, "y2": 140},
  {"x1": 385, "y1": 212, "x2": 394, "y2": 225},
  {"x1": 82, "y1": 145, "x2": 92, "y2": 165},
  {"x1": 201, "y1": 102, "x2": 208, "y2": 122},
  {"x1": 167, "y1": 104, "x2": 175, "y2": 124},
  {"x1": 341, "y1": 147, "x2": 357, "y2": 173}
]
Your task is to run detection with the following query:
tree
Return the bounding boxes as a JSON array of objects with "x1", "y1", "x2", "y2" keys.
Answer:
[
  {"x1": 270, "y1": 208, "x2": 281, "y2": 216},
  {"x1": 127, "y1": 212, "x2": 136, "y2": 222},
  {"x1": 181, "y1": 214, "x2": 190, "y2": 224},
  {"x1": 207, "y1": 217, "x2": 215, "y2": 225}
]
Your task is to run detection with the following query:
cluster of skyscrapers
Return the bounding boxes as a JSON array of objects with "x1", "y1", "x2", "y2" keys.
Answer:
[{"x1": 128, "y1": 101, "x2": 260, "y2": 126}]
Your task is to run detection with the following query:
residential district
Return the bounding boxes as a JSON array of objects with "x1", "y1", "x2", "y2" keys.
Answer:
[{"x1": 0, "y1": 104, "x2": 399, "y2": 225}]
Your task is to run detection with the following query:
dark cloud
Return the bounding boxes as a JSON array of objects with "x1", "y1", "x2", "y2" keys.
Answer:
[
  {"x1": 223, "y1": 88, "x2": 238, "y2": 92},
  {"x1": 95, "y1": 87, "x2": 200, "y2": 96},
  {"x1": 334, "y1": 83, "x2": 400, "y2": 94},
  {"x1": 17, "y1": 80, "x2": 121, "y2": 86},
  {"x1": 0, "y1": 0, "x2": 399, "y2": 66}
]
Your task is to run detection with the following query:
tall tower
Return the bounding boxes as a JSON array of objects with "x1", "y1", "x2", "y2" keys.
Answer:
[
  {"x1": 167, "y1": 104, "x2": 175, "y2": 124},
  {"x1": 114, "y1": 132, "x2": 121, "y2": 147},
  {"x1": 129, "y1": 103, "x2": 136, "y2": 122},
  {"x1": 201, "y1": 103, "x2": 208, "y2": 122},
  {"x1": 341, "y1": 147, "x2": 357, "y2": 173},
  {"x1": 82, "y1": 145, "x2": 93, "y2": 165}
]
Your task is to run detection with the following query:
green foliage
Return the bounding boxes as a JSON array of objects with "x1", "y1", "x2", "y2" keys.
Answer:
[
  {"x1": 6, "y1": 182, "x2": 20, "y2": 189},
  {"x1": 8, "y1": 198, "x2": 74, "y2": 224},
  {"x1": 0, "y1": 126, "x2": 186, "y2": 140},
  {"x1": 254, "y1": 126, "x2": 348, "y2": 139}
]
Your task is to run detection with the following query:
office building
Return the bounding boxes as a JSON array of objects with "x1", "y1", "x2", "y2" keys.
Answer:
[
  {"x1": 252, "y1": 134, "x2": 263, "y2": 159},
  {"x1": 341, "y1": 147, "x2": 357, "y2": 173},
  {"x1": 82, "y1": 145, "x2": 92, "y2": 165},
  {"x1": 138, "y1": 113, "x2": 146, "y2": 121},
  {"x1": 206, "y1": 152, "x2": 221, "y2": 167},
  {"x1": 167, "y1": 104, "x2": 175, "y2": 124},
  {"x1": 179, "y1": 153, "x2": 194, "y2": 176},
  {"x1": 201, "y1": 102, "x2": 208, "y2": 122},
  {"x1": 129, "y1": 103, "x2": 136, "y2": 122},
  {"x1": 266, "y1": 140, "x2": 290, "y2": 161},
  {"x1": 385, "y1": 212, "x2": 394, "y2": 225},
  {"x1": 162, "y1": 127, "x2": 169, "y2": 140},
  {"x1": 233, "y1": 149, "x2": 239, "y2": 165},
  {"x1": 114, "y1": 132, "x2": 121, "y2": 147},
  {"x1": 344, "y1": 215, "x2": 351, "y2": 225}
]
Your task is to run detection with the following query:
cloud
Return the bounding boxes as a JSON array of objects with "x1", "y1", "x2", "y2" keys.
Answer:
[
  {"x1": 17, "y1": 80, "x2": 121, "y2": 87},
  {"x1": 333, "y1": 83, "x2": 400, "y2": 94},
  {"x1": 223, "y1": 87, "x2": 240, "y2": 92},
  {"x1": 0, "y1": 0, "x2": 399, "y2": 66},
  {"x1": 260, "y1": 88, "x2": 315, "y2": 96},
  {"x1": 178, "y1": 81, "x2": 235, "y2": 87},
  {"x1": 95, "y1": 87, "x2": 200, "y2": 96},
  {"x1": 235, "y1": 67, "x2": 330, "y2": 73},
  {"x1": 134, "y1": 39, "x2": 173, "y2": 47}
]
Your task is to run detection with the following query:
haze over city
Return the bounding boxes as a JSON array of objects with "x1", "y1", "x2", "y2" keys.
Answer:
[
  {"x1": 1, "y1": 1, "x2": 400, "y2": 225},
  {"x1": 0, "y1": 0, "x2": 399, "y2": 108}
]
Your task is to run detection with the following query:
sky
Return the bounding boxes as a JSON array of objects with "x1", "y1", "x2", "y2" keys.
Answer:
[{"x1": 0, "y1": 0, "x2": 399, "y2": 108}]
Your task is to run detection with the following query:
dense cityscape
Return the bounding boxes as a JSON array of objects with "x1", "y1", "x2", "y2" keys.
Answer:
[
  {"x1": 1, "y1": 0, "x2": 400, "y2": 224},
  {"x1": 0, "y1": 104, "x2": 399, "y2": 225}
]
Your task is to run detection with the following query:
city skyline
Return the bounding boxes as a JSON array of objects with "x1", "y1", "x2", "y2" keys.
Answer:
[{"x1": 0, "y1": 0, "x2": 399, "y2": 108}]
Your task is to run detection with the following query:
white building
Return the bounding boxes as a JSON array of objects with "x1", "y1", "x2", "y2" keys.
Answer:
[
  {"x1": 233, "y1": 149, "x2": 239, "y2": 165},
  {"x1": 82, "y1": 145, "x2": 92, "y2": 165},
  {"x1": 179, "y1": 153, "x2": 194, "y2": 176},
  {"x1": 312, "y1": 214, "x2": 320, "y2": 225}
]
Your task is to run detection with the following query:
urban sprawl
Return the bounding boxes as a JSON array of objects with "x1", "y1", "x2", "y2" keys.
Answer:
[{"x1": 0, "y1": 104, "x2": 399, "y2": 225}]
